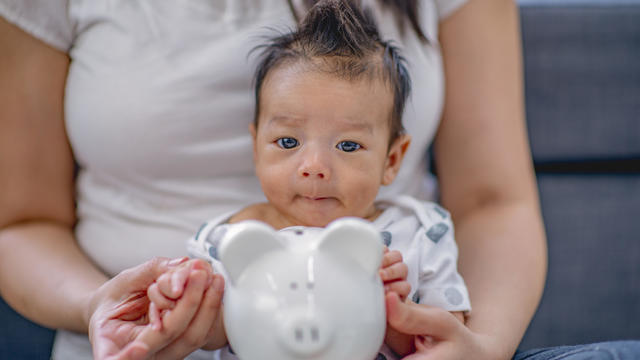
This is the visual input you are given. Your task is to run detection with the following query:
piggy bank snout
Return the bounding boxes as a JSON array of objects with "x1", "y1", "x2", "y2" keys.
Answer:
[{"x1": 278, "y1": 312, "x2": 334, "y2": 357}]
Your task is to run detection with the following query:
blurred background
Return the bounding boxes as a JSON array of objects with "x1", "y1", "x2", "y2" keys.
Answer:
[{"x1": 517, "y1": 0, "x2": 640, "y2": 349}]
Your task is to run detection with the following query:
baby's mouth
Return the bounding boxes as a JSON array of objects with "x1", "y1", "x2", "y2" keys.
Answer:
[
  {"x1": 300, "y1": 195, "x2": 334, "y2": 202},
  {"x1": 304, "y1": 196, "x2": 328, "y2": 201}
]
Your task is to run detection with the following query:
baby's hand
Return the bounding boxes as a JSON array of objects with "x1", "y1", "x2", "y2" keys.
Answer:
[
  {"x1": 379, "y1": 247, "x2": 410, "y2": 301},
  {"x1": 147, "y1": 257, "x2": 213, "y2": 331}
]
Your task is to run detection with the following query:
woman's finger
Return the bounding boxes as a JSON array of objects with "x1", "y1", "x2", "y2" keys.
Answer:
[
  {"x1": 385, "y1": 292, "x2": 460, "y2": 339},
  {"x1": 133, "y1": 269, "x2": 209, "y2": 356},
  {"x1": 148, "y1": 302, "x2": 162, "y2": 332},
  {"x1": 385, "y1": 281, "x2": 411, "y2": 300},
  {"x1": 155, "y1": 274, "x2": 225, "y2": 359},
  {"x1": 113, "y1": 257, "x2": 175, "y2": 293},
  {"x1": 109, "y1": 341, "x2": 150, "y2": 360}
]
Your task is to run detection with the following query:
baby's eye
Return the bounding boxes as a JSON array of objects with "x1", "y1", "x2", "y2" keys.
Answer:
[
  {"x1": 276, "y1": 137, "x2": 299, "y2": 149},
  {"x1": 336, "y1": 141, "x2": 361, "y2": 152}
]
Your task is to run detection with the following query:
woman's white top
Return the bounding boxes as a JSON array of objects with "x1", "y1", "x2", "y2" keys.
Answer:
[{"x1": 0, "y1": 0, "x2": 469, "y2": 359}]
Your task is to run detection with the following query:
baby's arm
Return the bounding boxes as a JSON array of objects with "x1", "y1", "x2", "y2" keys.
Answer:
[{"x1": 147, "y1": 258, "x2": 227, "y2": 350}]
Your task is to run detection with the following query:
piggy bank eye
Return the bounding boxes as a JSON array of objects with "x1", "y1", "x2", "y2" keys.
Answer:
[
  {"x1": 307, "y1": 282, "x2": 314, "y2": 290},
  {"x1": 290, "y1": 282, "x2": 298, "y2": 290}
]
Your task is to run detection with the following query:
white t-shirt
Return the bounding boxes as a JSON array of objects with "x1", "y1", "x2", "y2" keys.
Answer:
[
  {"x1": 0, "y1": 1, "x2": 469, "y2": 359},
  {"x1": 188, "y1": 195, "x2": 471, "y2": 360}
]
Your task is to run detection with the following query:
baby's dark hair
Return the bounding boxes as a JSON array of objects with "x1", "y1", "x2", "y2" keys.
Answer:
[{"x1": 252, "y1": 0, "x2": 412, "y2": 143}]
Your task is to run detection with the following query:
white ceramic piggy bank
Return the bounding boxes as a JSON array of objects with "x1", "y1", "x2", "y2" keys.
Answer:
[{"x1": 218, "y1": 217, "x2": 386, "y2": 360}]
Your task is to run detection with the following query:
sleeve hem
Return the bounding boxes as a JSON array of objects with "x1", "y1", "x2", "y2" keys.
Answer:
[
  {"x1": 436, "y1": 0, "x2": 470, "y2": 20},
  {"x1": 0, "y1": 2, "x2": 71, "y2": 52}
]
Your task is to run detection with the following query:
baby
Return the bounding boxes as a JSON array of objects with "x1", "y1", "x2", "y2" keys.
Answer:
[{"x1": 148, "y1": 1, "x2": 470, "y2": 358}]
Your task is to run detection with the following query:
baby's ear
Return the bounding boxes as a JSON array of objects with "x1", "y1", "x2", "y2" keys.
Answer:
[
  {"x1": 382, "y1": 134, "x2": 411, "y2": 185},
  {"x1": 317, "y1": 218, "x2": 384, "y2": 275},
  {"x1": 249, "y1": 123, "x2": 258, "y2": 160},
  {"x1": 219, "y1": 221, "x2": 284, "y2": 284}
]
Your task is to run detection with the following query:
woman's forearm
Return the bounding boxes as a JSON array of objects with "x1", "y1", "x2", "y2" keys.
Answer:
[
  {"x1": 0, "y1": 221, "x2": 108, "y2": 333},
  {"x1": 453, "y1": 198, "x2": 547, "y2": 358}
]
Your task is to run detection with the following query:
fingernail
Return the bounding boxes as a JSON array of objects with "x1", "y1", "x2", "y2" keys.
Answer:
[{"x1": 168, "y1": 256, "x2": 188, "y2": 266}]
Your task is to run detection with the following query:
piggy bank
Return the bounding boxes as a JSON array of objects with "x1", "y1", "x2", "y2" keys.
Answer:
[{"x1": 218, "y1": 217, "x2": 386, "y2": 360}]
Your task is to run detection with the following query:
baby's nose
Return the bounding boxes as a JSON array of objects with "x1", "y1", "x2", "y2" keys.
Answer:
[
  {"x1": 298, "y1": 154, "x2": 330, "y2": 180},
  {"x1": 301, "y1": 169, "x2": 325, "y2": 179}
]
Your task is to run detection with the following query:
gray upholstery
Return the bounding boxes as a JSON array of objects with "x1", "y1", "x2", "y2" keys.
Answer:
[
  {"x1": 520, "y1": 176, "x2": 640, "y2": 348},
  {"x1": 519, "y1": 0, "x2": 640, "y2": 349},
  {"x1": 522, "y1": 3, "x2": 640, "y2": 161},
  {"x1": 1, "y1": 0, "x2": 639, "y2": 358}
]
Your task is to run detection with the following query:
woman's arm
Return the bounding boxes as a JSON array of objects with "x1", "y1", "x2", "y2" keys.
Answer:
[
  {"x1": 434, "y1": 0, "x2": 547, "y2": 357},
  {"x1": 0, "y1": 16, "x2": 106, "y2": 332},
  {"x1": 0, "y1": 19, "x2": 225, "y2": 359}
]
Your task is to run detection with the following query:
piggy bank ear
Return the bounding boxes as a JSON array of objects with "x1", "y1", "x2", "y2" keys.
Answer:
[
  {"x1": 317, "y1": 217, "x2": 384, "y2": 275},
  {"x1": 218, "y1": 220, "x2": 284, "y2": 283}
]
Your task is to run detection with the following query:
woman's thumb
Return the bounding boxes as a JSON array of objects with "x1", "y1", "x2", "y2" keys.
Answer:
[{"x1": 386, "y1": 292, "x2": 458, "y2": 339}]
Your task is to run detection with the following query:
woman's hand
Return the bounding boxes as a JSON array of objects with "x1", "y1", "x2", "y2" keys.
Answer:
[
  {"x1": 386, "y1": 292, "x2": 498, "y2": 360},
  {"x1": 88, "y1": 257, "x2": 225, "y2": 360}
]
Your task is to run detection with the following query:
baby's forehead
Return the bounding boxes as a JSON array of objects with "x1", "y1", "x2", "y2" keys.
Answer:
[
  {"x1": 257, "y1": 61, "x2": 395, "y2": 133},
  {"x1": 274, "y1": 55, "x2": 389, "y2": 86},
  {"x1": 263, "y1": 61, "x2": 394, "y2": 103}
]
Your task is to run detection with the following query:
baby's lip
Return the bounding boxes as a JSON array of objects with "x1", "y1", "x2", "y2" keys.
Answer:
[{"x1": 301, "y1": 195, "x2": 332, "y2": 201}]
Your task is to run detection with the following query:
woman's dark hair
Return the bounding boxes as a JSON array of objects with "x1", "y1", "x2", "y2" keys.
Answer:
[
  {"x1": 288, "y1": 0, "x2": 427, "y2": 42},
  {"x1": 253, "y1": 0, "x2": 412, "y2": 143}
]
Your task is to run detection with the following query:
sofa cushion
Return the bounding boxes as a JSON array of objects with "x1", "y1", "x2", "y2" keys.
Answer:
[
  {"x1": 519, "y1": 174, "x2": 640, "y2": 348},
  {"x1": 521, "y1": 2, "x2": 640, "y2": 162}
]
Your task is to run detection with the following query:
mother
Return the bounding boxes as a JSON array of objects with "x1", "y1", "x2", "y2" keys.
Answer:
[{"x1": 0, "y1": 0, "x2": 556, "y2": 359}]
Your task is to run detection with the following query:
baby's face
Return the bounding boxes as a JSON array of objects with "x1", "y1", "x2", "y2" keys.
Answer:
[{"x1": 252, "y1": 66, "x2": 409, "y2": 227}]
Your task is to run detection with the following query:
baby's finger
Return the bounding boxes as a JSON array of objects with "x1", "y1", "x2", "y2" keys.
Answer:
[
  {"x1": 380, "y1": 261, "x2": 408, "y2": 282},
  {"x1": 133, "y1": 270, "x2": 209, "y2": 356},
  {"x1": 380, "y1": 249, "x2": 403, "y2": 268},
  {"x1": 171, "y1": 265, "x2": 190, "y2": 297},
  {"x1": 154, "y1": 274, "x2": 225, "y2": 360},
  {"x1": 156, "y1": 266, "x2": 190, "y2": 299},
  {"x1": 148, "y1": 283, "x2": 176, "y2": 311}
]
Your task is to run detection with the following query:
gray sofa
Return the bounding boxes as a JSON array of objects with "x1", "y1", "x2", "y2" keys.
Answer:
[
  {"x1": 518, "y1": 0, "x2": 640, "y2": 348},
  {"x1": 1, "y1": 0, "x2": 639, "y2": 358}
]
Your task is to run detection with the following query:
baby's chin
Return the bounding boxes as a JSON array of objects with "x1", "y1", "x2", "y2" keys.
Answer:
[{"x1": 278, "y1": 210, "x2": 344, "y2": 229}]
